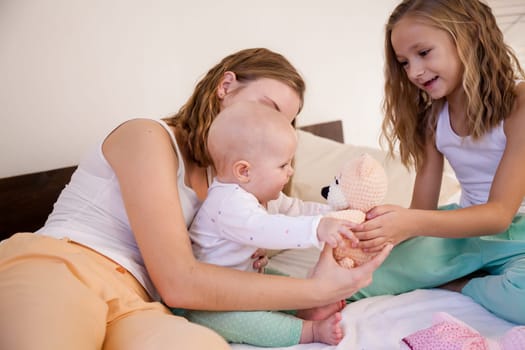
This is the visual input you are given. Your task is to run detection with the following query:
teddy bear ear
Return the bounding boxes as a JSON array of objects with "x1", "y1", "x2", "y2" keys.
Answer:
[
  {"x1": 342, "y1": 153, "x2": 381, "y2": 176},
  {"x1": 357, "y1": 154, "x2": 380, "y2": 176},
  {"x1": 339, "y1": 153, "x2": 388, "y2": 211}
]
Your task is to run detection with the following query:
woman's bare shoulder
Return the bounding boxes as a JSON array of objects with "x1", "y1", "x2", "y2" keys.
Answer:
[
  {"x1": 102, "y1": 118, "x2": 177, "y2": 173},
  {"x1": 107, "y1": 118, "x2": 169, "y2": 138},
  {"x1": 104, "y1": 118, "x2": 173, "y2": 149}
]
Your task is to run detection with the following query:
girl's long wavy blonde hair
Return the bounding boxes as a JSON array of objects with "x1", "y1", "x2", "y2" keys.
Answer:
[
  {"x1": 164, "y1": 48, "x2": 305, "y2": 168},
  {"x1": 381, "y1": 0, "x2": 524, "y2": 169}
]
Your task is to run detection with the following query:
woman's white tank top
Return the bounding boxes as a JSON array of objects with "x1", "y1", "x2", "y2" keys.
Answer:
[{"x1": 37, "y1": 119, "x2": 202, "y2": 300}]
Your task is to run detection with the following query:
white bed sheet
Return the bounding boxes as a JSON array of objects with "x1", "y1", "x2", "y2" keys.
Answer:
[{"x1": 231, "y1": 248, "x2": 517, "y2": 350}]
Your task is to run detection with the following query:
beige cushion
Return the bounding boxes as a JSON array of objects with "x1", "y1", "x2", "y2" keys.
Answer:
[{"x1": 289, "y1": 130, "x2": 460, "y2": 207}]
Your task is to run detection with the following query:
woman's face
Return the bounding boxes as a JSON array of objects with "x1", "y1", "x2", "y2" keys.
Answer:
[{"x1": 218, "y1": 75, "x2": 301, "y2": 122}]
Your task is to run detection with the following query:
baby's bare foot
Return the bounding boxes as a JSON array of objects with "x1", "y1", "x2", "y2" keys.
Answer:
[
  {"x1": 312, "y1": 312, "x2": 344, "y2": 345},
  {"x1": 300, "y1": 312, "x2": 344, "y2": 345},
  {"x1": 296, "y1": 299, "x2": 346, "y2": 321}
]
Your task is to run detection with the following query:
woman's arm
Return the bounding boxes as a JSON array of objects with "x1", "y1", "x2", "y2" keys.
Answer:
[{"x1": 103, "y1": 119, "x2": 391, "y2": 311}]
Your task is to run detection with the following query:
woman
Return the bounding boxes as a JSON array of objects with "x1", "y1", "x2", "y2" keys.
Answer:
[{"x1": 0, "y1": 47, "x2": 391, "y2": 349}]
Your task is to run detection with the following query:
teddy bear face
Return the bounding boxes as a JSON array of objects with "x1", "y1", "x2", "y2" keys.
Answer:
[{"x1": 323, "y1": 153, "x2": 387, "y2": 212}]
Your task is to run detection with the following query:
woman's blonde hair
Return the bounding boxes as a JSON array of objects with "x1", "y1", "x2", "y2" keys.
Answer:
[
  {"x1": 164, "y1": 48, "x2": 305, "y2": 167},
  {"x1": 381, "y1": 0, "x2": 524, "y2": 169}
]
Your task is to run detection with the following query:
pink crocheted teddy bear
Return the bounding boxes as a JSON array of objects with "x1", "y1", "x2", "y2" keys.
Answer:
[{"x1": 321, "y1": 153, "x2": 388, "y2": 268}]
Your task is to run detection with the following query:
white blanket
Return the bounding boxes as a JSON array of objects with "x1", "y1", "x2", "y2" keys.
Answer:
[{"x1": 231, "y1": 248, "x2": 517, "y2": 350}]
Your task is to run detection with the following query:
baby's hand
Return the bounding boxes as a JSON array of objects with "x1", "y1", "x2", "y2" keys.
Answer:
[
  {"x1": 251, "y1": 248, "x2": 269, "y2": 273},
  {"x1": 317, "y1": 217, "x2": 358, "y2": 248}
]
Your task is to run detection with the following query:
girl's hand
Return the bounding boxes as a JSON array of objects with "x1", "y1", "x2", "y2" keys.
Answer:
[
  {"x1": 350, "y1": 205, "x2": 413, "y2": 252},
  {"x1": 251, "y1": 248, "x2": 269, "y2": 273},
  {"x1": 311, "y1": 243, "x2": 393, "y2": 299},
  {"x1": 317, "y1": 217, "x2": 359, "y2": 248}
]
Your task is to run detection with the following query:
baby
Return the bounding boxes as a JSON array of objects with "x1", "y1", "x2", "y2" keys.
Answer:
[{"x1": 180, "y1": 101, "x2": 357, "y2": 347}]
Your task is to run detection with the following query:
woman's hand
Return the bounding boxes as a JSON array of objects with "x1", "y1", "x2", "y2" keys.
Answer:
[
  {"x1": 251, "y1": 248, "x2": 269, "y2": 272},
  {"x1": 310, "y1": 243, "x2": 393, "y2": 300},
  {"x1": 350, "y1": 205, "x2": 414, "y2": 252}
]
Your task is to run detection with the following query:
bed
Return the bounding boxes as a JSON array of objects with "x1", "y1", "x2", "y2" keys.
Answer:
[{"x1": 0, "y1": 120, "x2": 518, "y2": 349}]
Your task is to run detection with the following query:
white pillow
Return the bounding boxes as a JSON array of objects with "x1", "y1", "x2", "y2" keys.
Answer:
[{"x1": 289, "y1": 130, "x2": 460, "y2": 207}]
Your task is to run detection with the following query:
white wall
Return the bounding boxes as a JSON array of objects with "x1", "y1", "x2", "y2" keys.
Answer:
[{"x1": 0, "y1": 0, "x2": 398, "y2": 178}]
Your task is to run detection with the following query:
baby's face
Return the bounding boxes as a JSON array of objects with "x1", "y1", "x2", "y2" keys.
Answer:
[{"x1": 247, "y1": 133, "x2": 297, "y2": 205}]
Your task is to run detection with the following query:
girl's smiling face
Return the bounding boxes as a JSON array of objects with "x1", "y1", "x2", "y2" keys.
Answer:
[{"x1": 391, "y1": 16, "x2": 464, "y2": 101}]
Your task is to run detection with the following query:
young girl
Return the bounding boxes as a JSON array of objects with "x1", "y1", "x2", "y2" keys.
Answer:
[
  {"x1": 0, "y1": 47, "x2": 391, "y2": 349},
  {"x1": 182, "y1": 101, "x2": 357, "y2": 346},
  {"x1": 348, "y1": 0, "x2": 525, "y2": 325}
]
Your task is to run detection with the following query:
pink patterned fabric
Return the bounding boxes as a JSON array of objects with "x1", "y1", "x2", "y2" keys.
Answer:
[
  {"x1": 402, "y1": 312, "x2": 488, "y2": 349},
  {"x1": 500, "y1": 326, "x2": 525, "y2": 350},
  {"x1": 402, "y1": 312, "x2": 525, "y2": 350}
]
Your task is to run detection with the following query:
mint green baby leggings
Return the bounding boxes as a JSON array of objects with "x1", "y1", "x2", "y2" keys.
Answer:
[
  {"x1": 178, "y1": 268, "x2": 302, "y2": 347},
  {"x1": 350, "y1": 204, "x2": 525, "y2": 324},
  {"x1": 183, "y1": 309, "x2": 301, "y2": 347}
]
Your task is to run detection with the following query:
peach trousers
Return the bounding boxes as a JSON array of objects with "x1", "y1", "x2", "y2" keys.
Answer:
[{"x1": 0, "y1": 233, "x2": 230, "y2": 350}]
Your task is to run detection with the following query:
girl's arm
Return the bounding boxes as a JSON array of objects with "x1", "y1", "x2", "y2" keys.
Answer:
[
  {"x1": 103, "y1": 119, "x2": 391, "y2": 311},
  {"x1": 410, "y1": 136, "x2": 445, "y2": 210},
  {"x1": 485, "y1": 82, "x2": 525, "y2": 224},
  {"x1": 356, "y1": 84, "x2": 525, "y2": 249},
  {"x1": 407, "y1": 86, "x2": 525, "y2": 238}
]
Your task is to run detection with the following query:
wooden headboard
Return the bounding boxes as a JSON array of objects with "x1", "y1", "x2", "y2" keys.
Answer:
[
  {"x1": 0, "y1": 120, "x2": 343, "y2": 242},
  {"x1": 0, "y1": 166, "x2": 77, "y2": 240},
  {"x1": 299, "y1": 120, "x2": 344, "y2": 144}
]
